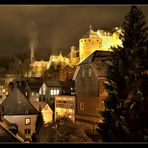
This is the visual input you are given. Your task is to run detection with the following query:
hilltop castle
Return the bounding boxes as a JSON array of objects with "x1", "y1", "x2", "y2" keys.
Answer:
[
  {"x1": 79, "y1": 25, "x2": 122, "y2": 62},
  {"x1": 30, "y1": 26, "x2": 122, "y2": 78}
]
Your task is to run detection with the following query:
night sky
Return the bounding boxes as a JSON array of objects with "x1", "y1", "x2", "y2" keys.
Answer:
[{"x1": 0, "y1": 5, "x2": 147, "y2": 57}]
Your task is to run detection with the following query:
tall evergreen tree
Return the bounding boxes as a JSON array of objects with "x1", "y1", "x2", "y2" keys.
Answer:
[
  {"x1": 98, "y1": 6, "x2": 147, "y2": 142},
  {"x1": 121, "y1": 6, "x2": 148, "y2": 141}
]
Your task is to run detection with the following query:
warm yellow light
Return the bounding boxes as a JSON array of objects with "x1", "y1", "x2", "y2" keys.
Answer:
[
  {"x1": 2, "y1": 89, "x2": 6, "y2": 93},
  {"x1": 50, "y1": 89, "x2": 54, "y2": 95},
  {"x1": 57, "y1": 90, "x2": 60, "y2": 95},
  {"x1": 97, "y1": 30, "x2": 101, "y2": 36}
]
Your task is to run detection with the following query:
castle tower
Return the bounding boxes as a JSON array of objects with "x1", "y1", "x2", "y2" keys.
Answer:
[
  {"x1": 70, "y1": 46, "x2": 79, "y2": 66},
  {"x1": 79, "y1": 25, "x2": 102, "y2": 62}
]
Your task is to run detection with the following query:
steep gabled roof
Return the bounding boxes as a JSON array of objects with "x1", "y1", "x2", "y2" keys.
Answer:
[
  {"x1": 0, "y1": 122, "x2": 21, "y2": 142},
  {"x1": 27, "y1": 78, "x2": 43, "y2": 92},
  {"x1": 31, "y1": 101, "x2": 53, "y2": 113},
  {"x1": 11, "y1": 77, "x2": 44, "y2": 93},
  {"x1": 44, "y1": 80, "x2": 62, "y2": 87},
  {"x1": 30, "y1": 101, "x2": 45, "y2": 111},
  {"x1": 73, "y1": 50, "x2": 111, "y2": 81},
  {"x1": 79, "y1": 50, "x2": 111, "y2": 65},
  {"x1": 0, "y1": 87, "x2": 38, "y2": 115}
]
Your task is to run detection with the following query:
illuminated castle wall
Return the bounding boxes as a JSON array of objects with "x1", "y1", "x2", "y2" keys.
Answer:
[
  {"x1": 47, "y1": 52, "x2": 70, "y2": 69},
  {"x1": 69, "y1": 46, "x2": 79, "y2": 66},
  {"x1": 30, "y1": 26, "x2": 122, "y2": 78},
  {"x1": 79, "y1": 26, "x2": 122, "y2": 62},
  {"x1": 30, "y1": 60, "x2": 48, "y2": 77}
]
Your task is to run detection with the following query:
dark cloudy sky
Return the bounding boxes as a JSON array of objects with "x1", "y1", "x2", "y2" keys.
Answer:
[{"x1": 0, "y1": 5, "x2": 147, "y2": 57}]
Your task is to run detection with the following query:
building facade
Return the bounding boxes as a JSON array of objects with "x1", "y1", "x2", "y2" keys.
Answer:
[
  {"x1": 0, "y1": 87, "x2": 38, "y2": 141},
  {"x1": 55, "y1": 95, "x2": 75, "y2": 122},
  {"x1": 73, "y1": 51, "x2": 111, "y2": 128},
  {"x1": 31, "y1": 101, "x2": 53, "y2": 124},
  {"x1": 39, "y1": 80, "x2": 62, "y2": 108}
]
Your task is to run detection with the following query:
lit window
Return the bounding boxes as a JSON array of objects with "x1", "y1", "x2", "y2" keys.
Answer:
[
  {"x1": 32, "y1": 92, "x2": 38, "y2": 97},
  {"x1": 39, "y1": 88, "x2": 41, "y2": 95},
  {"x1": 2, "y1": 89, "x2": 5, "y2": 93},
  {"x1": 54, "y1": 90, "x2": 57, "y2": 95},
  {"x1": 25, "y1": 118, "x2": 31, "y2": 125},
  {"x1": 24, "y1": 129, "x2": 31, "y2": 135},
  {"x1": 43, "y1": 85, "x2": 46, "y2": 95},
  {"x1": 57, "y1": 90, "x2": 60, "y2": 95},
  {"x1": 50, "y1": 89, "x2": 54, "y2": 95},
  {"x1": 88, "y1": 68, "x2": 92, "y2": 77},
  {"x1": 80, "y1": 103, "x2": 84, "y2": 111},
  {"x1": 82, "y1": 69, "x2": 85, "y2": 78},
  {"x1": 32, "y1": 92, "x2": 35, "y2": 96}
]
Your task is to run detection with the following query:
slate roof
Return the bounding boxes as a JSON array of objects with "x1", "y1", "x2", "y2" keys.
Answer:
[
  {"x1": 27, "y1": 78, "x2": 43, "y2": 92},
  {"x1": 11, "y1": 77, "x2": 43, "y2": 93},
  {"x1": 0, "y1": 87, "x2": 38, "y2": 115},
  {"x1": 79, "y1": 50, "x2": 111, "y2": 65},
  {"x1": 0, "y1": 122, "x2": 21, "y2": 142},
  {"x1": 73, "y1": 50, "x2": 111, "y2": 80},
  {"x1": 44, "y1": 80, "x2": 62, "y2": 87}
]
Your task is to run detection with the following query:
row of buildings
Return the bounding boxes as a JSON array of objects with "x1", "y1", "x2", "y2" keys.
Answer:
[{"x1": 0, "y1": 26, "x2": 122, "y2": 142}]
